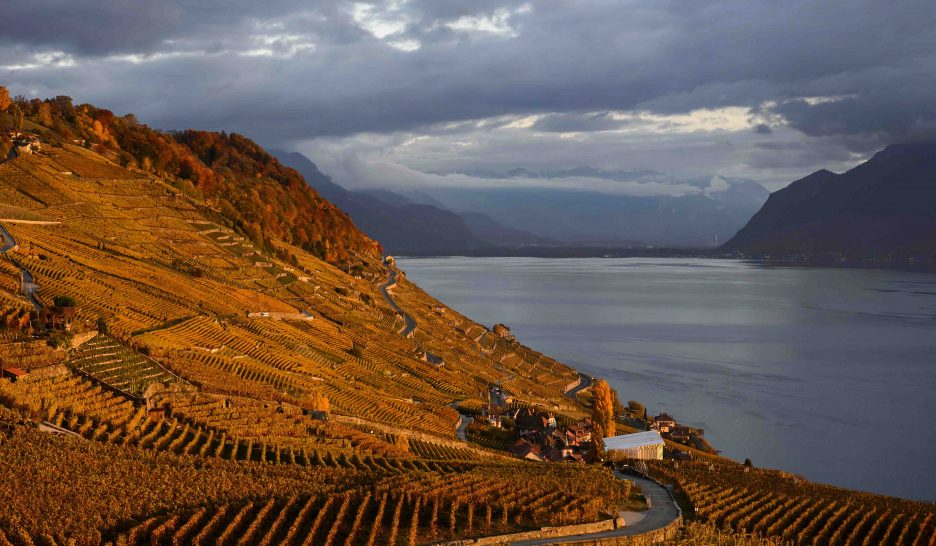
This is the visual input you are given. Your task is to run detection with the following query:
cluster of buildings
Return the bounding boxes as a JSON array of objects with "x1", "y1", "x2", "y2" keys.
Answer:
[
  {"x1": 479, "y1": 385, "x2": 680, "y2": 463},
  {"x1": 7, "y1": 132, "x2": 42, "y2": 155},
  {"x1": 508, "y1": 408, "x2": 593, "y2": 463},
  {"x1": 649, "y1": 412, "x2": 709, "y2": 453},
  {"x1": 478, "y1": 385, "x2": 595, "y2": 463}
]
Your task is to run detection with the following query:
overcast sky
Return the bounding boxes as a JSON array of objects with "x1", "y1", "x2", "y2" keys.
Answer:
[{"x1": 3, "y1": 1, "x2": 935, "y2": 193}]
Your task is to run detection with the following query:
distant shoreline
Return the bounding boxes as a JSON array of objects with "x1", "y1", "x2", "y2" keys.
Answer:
[{"x1": 397, "y1": 248, "x2": 936, "y2": 272}]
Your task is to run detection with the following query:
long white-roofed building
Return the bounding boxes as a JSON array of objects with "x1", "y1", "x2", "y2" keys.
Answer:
[{"x1": 603, "y1": 431, "x2": 664, "y2": 461}]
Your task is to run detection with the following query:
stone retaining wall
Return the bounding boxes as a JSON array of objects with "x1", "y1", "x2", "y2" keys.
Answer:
[
  {"x1": 438, "y1": 517, "x2": 625, "y2": 545},
  {"x1": 563, "y1": 379, "x2": 581, "y2": 394},
  {"x1": 69, "y1": 330, "x2": 98, "y2": 349},
  {"x1": 0, "y1": 219, "x2": 61, "y2": 225},
  {"x1": 563, "y1": 514, "x2": 683, "y2": 545},
  {"x1": 246, "y1": 312, "x2": 313, "y2": 321}
]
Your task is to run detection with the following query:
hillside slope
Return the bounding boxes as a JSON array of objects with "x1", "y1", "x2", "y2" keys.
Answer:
[
  {"x1": 1, "y1": 94, "x2": 379, "y2": 265},
  {"x1": 0, "y1": 142, "x2": 581, "y2": 429},
  {"x1": 723, "y1": 142, "x2": 936, "y2": 260},
  {"x1": 0, "y1": 126, "x2": 615, "y2": 542}
]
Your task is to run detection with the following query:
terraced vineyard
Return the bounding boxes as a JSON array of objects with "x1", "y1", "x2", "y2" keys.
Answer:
[
  {"x1": 2, "y1": 93, "x2": 933, "y2": 546},
  {"x1": 118, "y1": 464, "x2": 629, "y2": 545},
  {"x1": 0, "y1": 424, "x2": 372, "y2": 546},
  {"x1": 0, "y1": 366, "x2": 426, "y2": 468},
  {"x1": 69, "y1": 335, "x2": 186, "y2": 398},
  {"x1": 0, "y1": 366, "x2": 141, "y2": 430},
  {"x1": 650, "y1": 460, "x2": 936, "y2": 545}
]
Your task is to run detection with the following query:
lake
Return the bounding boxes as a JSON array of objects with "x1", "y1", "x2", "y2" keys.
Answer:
[{"x1": 398, "y1": 257, "x2": 936, "y2": 502}]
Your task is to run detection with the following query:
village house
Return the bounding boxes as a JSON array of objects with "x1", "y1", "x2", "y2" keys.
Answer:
[
  {"x1": 564, "y1": 420, "x2": 592, "y2": 446},
  {"x1": 425, "y1": 351, "x2": 444, "y2": 368},
  {"x1": 1, "y1": 367, "x2": 28, "y2": 382},
  {"x1": 667, "y1": 425, "x2": 693, "y2": 443},
  {"x1": 510, "y1": 438, "x2": 545, "y2": 462},
  {"x1": 651, "y1": 413, "x2": 677, "y2": 433},
  {"x1": 481, "y1": 403, "x2": 502, "y2": 428},
  {"x1": 512, "y1": 407, "x2": 555, "y2": 435},
  {"x1": 492, "y1": 323, "x2": 516, "y2": 341},
  {"x1": 39, "y1": 305, "x2": 76, "y2": 332}
]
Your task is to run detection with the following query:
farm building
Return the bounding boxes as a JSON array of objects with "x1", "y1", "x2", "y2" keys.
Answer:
[
  {"x1": 603, "y1": 431, "x2": 664, "y2": 461},
  {"x1": 1, "y1": 367, "x2": 28, "y2": 382}
]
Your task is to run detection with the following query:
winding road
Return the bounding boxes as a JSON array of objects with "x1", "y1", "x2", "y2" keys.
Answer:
[
  {"x1": 564, "y1": 372, "x2": 593, "y2": 399},
  {"x1": 0, "y1": 223, "x2": 16, "y2": 253},
  {"x1": 0, "y1": 223, "x2": 41, "y2": 311},
  {"x1": 450, "y1": 400, "x2": 472, "y2": 442},
  {"x1": 511, "y1": 472, "x2": 681, "y2": 545},
  {"x1": 379, "y1": 267, "x2": 416, "y2": 337}
]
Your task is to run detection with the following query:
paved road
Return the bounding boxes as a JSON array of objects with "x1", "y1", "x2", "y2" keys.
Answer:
[
  {"x1": 450, "y1": 401, "x2": 472, "y2": 442},
  {"x1": 511, "y1": 473, "x2": 681, "y2": 545},
  {"x1": 564, "y1": 372, "x2": 593, "y2": 399},
  {"x1": 379, "y1": 268, "x2": 416, "y2": 336},
  {"x1": 0, "y1": 223, "x2": 16, "y2": 253},
  {"x1": 19, "y1": 268, "x2": 41, "y2": 311},
  {"x1": 0, "y1": 222, "x2": 41, "y2": 311},
  {"x1": 455, "y1": 413, "x2": 472, "y2": 441}
]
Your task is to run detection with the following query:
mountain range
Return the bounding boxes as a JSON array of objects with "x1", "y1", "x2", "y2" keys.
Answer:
[
  {"x1": 406, "y1": 176, "x2": 767, "y2": 248},
  {"x1": 274, "y1": 151, "x2": 559, "y2": 254},
  {"x1": 723, "y1": 142, "x2": 936, "y2": 261},
  {"x1": 276, "y1": 153, "x2": 770, "y2": 252}
]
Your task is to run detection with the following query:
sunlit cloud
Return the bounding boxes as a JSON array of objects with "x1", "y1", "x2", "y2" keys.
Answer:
[
  {"x1": 445, "y1": 3, "x2": 531, "y2": 37},
  {"x1": 1, "y1": 50, "x2": 76, "y2": 71}
]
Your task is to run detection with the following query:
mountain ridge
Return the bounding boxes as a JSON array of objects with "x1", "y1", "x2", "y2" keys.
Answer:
[
  {"x1": 274, "y1": 150, "x2": 556, "y2": 253},
  {"x1": 723, "y1": 141, "x2": 936, "y2": 260}
]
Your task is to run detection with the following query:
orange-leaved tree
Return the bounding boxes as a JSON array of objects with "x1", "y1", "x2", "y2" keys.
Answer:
[
  {"x1": 0, "y1": 86, "x2": 11, "y2": 112},
  {"x1": 591, "y1": 379, "x2": 615, "y2": 437}
]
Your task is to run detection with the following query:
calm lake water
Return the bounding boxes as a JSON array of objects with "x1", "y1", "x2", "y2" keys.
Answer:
[{"x1": 398, "y1": 257, "x2": 936, "y2": 501}]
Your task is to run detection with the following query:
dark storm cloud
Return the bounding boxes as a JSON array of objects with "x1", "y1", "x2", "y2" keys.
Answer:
[
  {"x1": 774, "y1": 72, "x2": 936, "y2": 147},
  {"x1": 0, "y1": 1, "x2": 181, "y2": 55},
  {"x1": 0, "y1": 1, "x2": 340, "y2": 56},
  {"x1": 2, "y1": 0, "x2": 936, "y2": 175}
]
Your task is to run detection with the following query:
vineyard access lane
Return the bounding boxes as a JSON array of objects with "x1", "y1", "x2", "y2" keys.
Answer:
[
  {"x1": 380, "y1": 267, "x2": 416, "y2": 337},
  {"x1": 0, "y1": 222, "x2": 41, "y2": 311},
  {"x1": 564, "y1": 373, "x2": 592, "y2": 399},
  {"x1": 511, "y1": 472, "x2": 681, "y2": 545}
]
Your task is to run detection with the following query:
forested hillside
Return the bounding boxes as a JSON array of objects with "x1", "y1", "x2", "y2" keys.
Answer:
[{"x1": 0, "y1": 88, "x2": 379, "y2": 266}]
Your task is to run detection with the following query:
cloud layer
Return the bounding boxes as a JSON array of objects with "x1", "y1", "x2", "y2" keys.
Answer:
[{"x1": 3, "y1": 1, "x2": 935, "y2": 191}]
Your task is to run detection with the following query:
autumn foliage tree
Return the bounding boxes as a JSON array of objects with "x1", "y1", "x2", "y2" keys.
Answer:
[
  {"x1": 0, "y1": 86, "x2": 11, "y2": 112},
  {"x1": 591, "y1": 379, "x2": 615, "y2": 438},
  {"x1": 11, "y1": 105, "x2": 24, "y2": 133},
  {"x1": 304, "y1": 391, "x2": 330, "y2": 413},
  {"x1": 590, "y1": 421, "x2": 606, "y2": 462}
]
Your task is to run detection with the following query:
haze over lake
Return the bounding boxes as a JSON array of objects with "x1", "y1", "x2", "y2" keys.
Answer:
[{"x1": 399, "y1": 257, "x2": 936, "y2": 501}]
